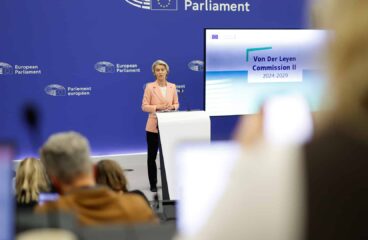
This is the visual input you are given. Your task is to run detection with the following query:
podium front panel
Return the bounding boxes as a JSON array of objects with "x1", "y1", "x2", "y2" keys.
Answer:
[{"x1": 157, "y1": 111, "x2": 210, "y2": 200}]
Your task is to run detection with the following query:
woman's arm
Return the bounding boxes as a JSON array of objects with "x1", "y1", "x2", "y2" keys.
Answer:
[
  {"x1": 142, "y1": 86, "x2": 157, "y2": 113},
  {"x1": 172, "y1": 85, "x2": 179, "y2": 110}
]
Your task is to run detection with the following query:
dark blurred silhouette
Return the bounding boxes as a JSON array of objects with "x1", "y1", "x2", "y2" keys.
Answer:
[
  {"x1": 304, "y1": 1, "x2": 368, "y2": 239},
  {"x1": 22, "y1": 103, "x2": 42, "y2": 152}
]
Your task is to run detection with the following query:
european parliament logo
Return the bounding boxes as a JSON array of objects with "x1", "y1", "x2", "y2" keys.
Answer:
[
  {"x1": 45, "y1": 84, "x2": 66, "y2": 96},
  {"x1": 125, "y1": 0, "x2": 178, "y2": 10},
  {"x1": 94, "y1": 61, "x2": 116, "y2": 73},
  {"x1": 188, "y1": 60, "x2": 204, "y2": 72},
  {"x1": 0, "y1": 62, "x2": 13, "y2": 75}
]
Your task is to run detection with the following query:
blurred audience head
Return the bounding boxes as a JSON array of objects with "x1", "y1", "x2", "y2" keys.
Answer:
[
  {"x1": 40, "y1": 131, "x2": 93, "y2": 191},
  {"x1": 96, "y1": 159, "x2": 128, "y2": 193},
  {"x1": 324, "y1": 0, "x2": 368, "y2": 134},
  {"x1": 309, "y1": 0, "x2": 334, "y2": 28},
  {"x1": 16, "y1": 157, "x2": 49, "y2": 204},
  {"x1": 309, "y1": 0, "x2": 368, "y2": 135}
]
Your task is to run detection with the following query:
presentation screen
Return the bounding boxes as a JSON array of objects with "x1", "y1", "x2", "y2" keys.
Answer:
[{"x1": 205, "y1": 29, "x2": 330, "y2": 116}]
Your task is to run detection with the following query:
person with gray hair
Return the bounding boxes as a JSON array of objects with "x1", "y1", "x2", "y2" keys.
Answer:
[
  {"x1": 35, "y1": 131, "x2": 157, "y2": 225},
  {"x1": 142, "y1": 59, "x2": 179, "y2": 192},
  {"x1": 39, "y1": 131, "x2": 92, "y2": 187}
]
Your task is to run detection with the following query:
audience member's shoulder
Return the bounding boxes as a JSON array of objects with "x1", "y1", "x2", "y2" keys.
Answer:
[
  {"x1": 128, "y1": 190, "x2": 150, "y2": 205},
  {"x1": 305, "y1": 125, "x2": 368, "y2": 154},
  {"x1": 34, "y1": 195, "x2": 74, "y2": 214},
  {"x1": 17, "y1": 200, "x2": 38, "y2": 210},
  {"x1": 34, "y1": 199, "x2": 62, "y2": 214},
  {"x1": 120, "y1": 193, "x2": 158, "y2": 222},
  {"x1": 121, "y1": 192, "x2": 148, "y2": 205}
]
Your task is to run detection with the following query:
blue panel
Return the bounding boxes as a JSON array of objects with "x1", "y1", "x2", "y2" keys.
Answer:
[
  {"x1": 0, "y1": 0, "x2": 307, "y2": 158},
  {"x1": 211, "y1": 116, "x2": 241, "y2": 140}
]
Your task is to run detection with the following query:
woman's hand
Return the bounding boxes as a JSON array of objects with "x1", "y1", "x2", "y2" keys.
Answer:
[{"x1": 156, "y1": 103, "x2": 169, "y2": 111}]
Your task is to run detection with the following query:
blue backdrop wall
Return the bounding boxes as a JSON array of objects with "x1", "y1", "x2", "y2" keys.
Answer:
[{"x1": 0, "y1": 0, "x2": 307, "y2": 158}]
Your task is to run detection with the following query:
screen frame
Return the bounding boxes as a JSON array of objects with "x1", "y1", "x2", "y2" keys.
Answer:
[{"x1": 203, "y1": 28, "x2": 325, "y2": 117}]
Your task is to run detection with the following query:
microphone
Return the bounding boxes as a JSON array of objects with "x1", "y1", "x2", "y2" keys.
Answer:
[
  {"x1": 23, "y1": 104, "x2": 39, "y2": 129},
  {"x1": 22, "y1": 103, "x2": 42, "y2": 151}
]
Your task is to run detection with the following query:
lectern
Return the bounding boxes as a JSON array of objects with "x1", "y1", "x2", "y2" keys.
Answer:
[{"x1": 156, "y1": 111, "x2": 211, "y2": 200}]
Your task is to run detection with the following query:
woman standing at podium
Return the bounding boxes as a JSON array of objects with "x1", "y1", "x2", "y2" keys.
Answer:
[{"x1": 142, "y1": 59, "x2": 179, "y2": 192}]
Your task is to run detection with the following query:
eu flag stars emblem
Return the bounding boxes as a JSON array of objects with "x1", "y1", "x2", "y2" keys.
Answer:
[
  {"x1": 0, "y1": 62, "x2": 13, "y2": 75},
  {"x1": 151, "y1": 0, "x2": 178, "y2": 10}
]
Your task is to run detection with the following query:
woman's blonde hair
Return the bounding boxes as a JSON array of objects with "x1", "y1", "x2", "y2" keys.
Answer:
[
  {"x1": 152, "y1": 59, "x2": 170, "y2": 75},
  {"x1": 16, "y1": 157, "x2": 50, "y2": 204}
]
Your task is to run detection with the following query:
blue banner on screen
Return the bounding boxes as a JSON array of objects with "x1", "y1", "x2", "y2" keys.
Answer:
[{"x1": 205, "y1": 29, "x2": 329, "y2": 116}]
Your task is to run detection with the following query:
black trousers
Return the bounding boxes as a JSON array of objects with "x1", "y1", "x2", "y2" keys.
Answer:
[{"x1": 146, "y1": 131, "x2": 159, "y2": 188}]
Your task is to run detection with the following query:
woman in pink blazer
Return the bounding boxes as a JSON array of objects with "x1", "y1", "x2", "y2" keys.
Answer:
[{"x1": 142, "y1": 60, "x2": 179, "y2": 192}]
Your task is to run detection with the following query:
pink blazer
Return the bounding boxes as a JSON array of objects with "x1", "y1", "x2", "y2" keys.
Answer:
[{"x1": 142, "y1": 81, "x2": 179, "y2": 133}]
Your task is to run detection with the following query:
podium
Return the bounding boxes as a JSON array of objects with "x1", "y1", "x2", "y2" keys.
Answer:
[{"x1": 156, "y1": 111, "x2": 211, "y2": 200}]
